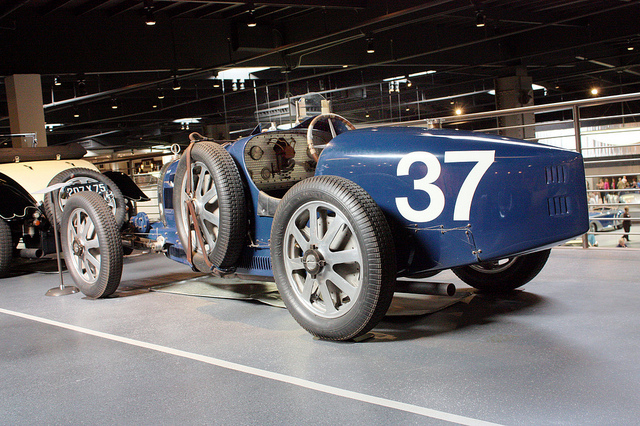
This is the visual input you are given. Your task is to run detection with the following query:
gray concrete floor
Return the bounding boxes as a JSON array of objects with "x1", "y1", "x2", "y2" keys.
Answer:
[{"x1": 1, "y1": 247, "x2": 639, "y2": 425}]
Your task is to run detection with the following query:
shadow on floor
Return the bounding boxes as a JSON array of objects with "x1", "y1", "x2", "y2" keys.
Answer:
[{"x1": 370, "y1": 290, "x2": 545, "y2": 342}]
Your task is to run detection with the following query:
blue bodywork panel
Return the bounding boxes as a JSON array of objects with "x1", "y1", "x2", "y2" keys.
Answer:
[
  {"x1": 151, "y1": 126, "x2": 588, "y2": 277},
  {"x1": 315, "y1": 127, "x2": 588, "y2": 274}
]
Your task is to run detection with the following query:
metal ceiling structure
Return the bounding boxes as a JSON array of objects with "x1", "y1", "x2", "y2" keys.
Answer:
[{"x1": 1, "y1": 0, "x2": 640, "y2": 149}]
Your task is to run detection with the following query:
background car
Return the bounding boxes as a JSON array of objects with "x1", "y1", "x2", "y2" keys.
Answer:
[
  {"x1": 0, "y1": 143, "x2": 148, "y2": 278},
  {"x1": 589, "y1": 206, "x2": 624, "y2": 232}
]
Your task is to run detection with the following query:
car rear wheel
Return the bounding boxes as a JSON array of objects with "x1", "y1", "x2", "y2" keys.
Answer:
[
  {"x1": 0, "y1": 220, "x2": 12, "y2": 277},
  {"x1": 452, "y1": 249, "x2": 551, "y2": 293},
  {"x1": 271, "y1": 175, "x2": 396, "y2": 341},
  {"x1": 61, "y1": 192, "x2": 123, "y2": 298},
  {"x1": 45, "y1": 168, "x2": 127, "y2": 228},
  {"x1": 173, "y1": 142, "x2": 246, "y2": 270}
]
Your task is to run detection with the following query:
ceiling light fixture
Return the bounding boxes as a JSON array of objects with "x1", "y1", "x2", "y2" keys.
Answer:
[
  {"x1": 54, "y1": 76, "x2": 61, "y2": 86},
  {"x1": 157, "y1": 89, "x2": 165, "y2": 99},
  {"x1": 247, "y1": 9, "x2": 257, "y2": 27},
  {"x1": 144, "y1": 0, "x2": 155, "y2": 26},
  {"x1": 111, "y1": 98, "x2": 118, "y2": 109},
  {"x1": 173, "y1": 76, "x2": 181, "y2": 90},
  {"x1": 366, "y1": 37, "x2": 375, "y2": 54},
  {"x1": 145, "y1": 11, "x2": 156, "y2": 26},
  {"x1": 590, "y1": 87, "x2": 599, "y2": 96},
  {"x1": 73, "y1": 107, "x2": 80, "y2": 118},
  {"x1": 455, "y1": 107, "x2": 463, "y2": 115},
  {"x1": 476, "y1": 10, "x2": 485, "y2": 27}
]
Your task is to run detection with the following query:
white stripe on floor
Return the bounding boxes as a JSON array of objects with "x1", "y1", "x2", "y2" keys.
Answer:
[{"x1": 0, "y1": 307, "x2": 502, "y2": 426}]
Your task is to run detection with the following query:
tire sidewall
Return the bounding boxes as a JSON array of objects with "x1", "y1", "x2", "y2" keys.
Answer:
[
  {"x1": 173, "y1": 142, "x2": 246, "y2": 269},
  {"x1": 61, "y1": 192, "x2": 123, "y2": 298},
  {"x1": 452, "y1": 249, "x2": 551, "y2": 292},
  {"x1": 271, "y1": 176, "x2": 392, "y2": 339}
]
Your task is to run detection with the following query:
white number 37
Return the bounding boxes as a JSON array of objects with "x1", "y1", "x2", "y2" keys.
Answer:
[{"x1": 395, "y1": 150, "x2": 495, "y2": 222}]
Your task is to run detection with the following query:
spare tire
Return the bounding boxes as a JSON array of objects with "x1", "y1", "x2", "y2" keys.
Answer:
[
  {"x1": 44, "y1": 168, "x2": 127, "y2": 228},
  {"x1": 173, "y1": 142, "x2": 246, "y2": 270}
]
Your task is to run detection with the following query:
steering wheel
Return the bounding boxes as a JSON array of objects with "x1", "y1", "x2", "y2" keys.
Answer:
[{"x1": 306, "y1": 113, "x2": 356, "y2": 161}]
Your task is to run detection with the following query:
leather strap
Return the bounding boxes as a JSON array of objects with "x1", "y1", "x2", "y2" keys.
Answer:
[{"x1": 183, "y1": 141, "x2": 214, "y2": 271}]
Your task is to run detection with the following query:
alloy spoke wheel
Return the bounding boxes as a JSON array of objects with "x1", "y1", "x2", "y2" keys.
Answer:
[
  {"x1": 180, "y1": 161, "x2": 220, "y2": 254},
  {"x1": 283, "y1": 201, "x2": 364, "y2": 318},
  {"x1": 67, "y1": 207, "x2": 102, "y2": 284}
]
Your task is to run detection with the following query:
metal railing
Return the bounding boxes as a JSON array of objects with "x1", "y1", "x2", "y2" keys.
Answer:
[{"x1": 0, "y1": 132, "x2": 38, "y2": 148}]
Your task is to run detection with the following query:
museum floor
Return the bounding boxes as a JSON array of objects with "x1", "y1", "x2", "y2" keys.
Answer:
[{"x1": 1, "y1": 247, "x2": 639, "y2": 425}]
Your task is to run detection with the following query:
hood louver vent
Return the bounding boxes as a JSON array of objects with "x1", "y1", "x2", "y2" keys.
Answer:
[{"x1": 545, "y1": 165, "x2": 566, "y2": 184}]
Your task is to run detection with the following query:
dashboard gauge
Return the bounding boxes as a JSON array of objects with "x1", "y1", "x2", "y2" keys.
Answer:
[
  {"x1": 261, "y1": 167, "x2": 271, "y2": 180},
  {"x1": 249, "y1": 145, "x2": 264, "y2": 160}
]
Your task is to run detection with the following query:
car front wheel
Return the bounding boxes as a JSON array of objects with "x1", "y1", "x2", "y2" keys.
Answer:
[
  {"x1": 61, "y1": 192, "x2": 123, "y2": 298},
  {"x1": 271, "y1": 176, "x2": 396, "y2": 341}
]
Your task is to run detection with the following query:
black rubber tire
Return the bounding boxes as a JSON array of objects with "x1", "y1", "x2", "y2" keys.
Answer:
[
  {"x1": 61, "y1": 192, "x2": 123, "y2": 298},
  {"x1": 271, "y1": 175, "x2": 396, "y2": 341},
  {"x1": 173, "y1": 142, "x2": 246, "y2": 270},
  {"x1": 452, "y1": 249, "x2": 551, "y2": 293},
  {"x1": 45, "y1": 168, "x2": 127, "y2": 229},
  {"x1": 0, "y1": 220, "x2": 12, "y2": 278}
]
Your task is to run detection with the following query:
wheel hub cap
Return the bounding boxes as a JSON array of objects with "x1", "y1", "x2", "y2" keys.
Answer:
[
  {"x1": 72, "y1": 238, "x2": 84, "y2": 256},
  {"x1": 302, "y1": 248, "x2": 325, "y2": 275},
  {"x1": 187, "y1": 197, "x2": 202, "y2": 215}
]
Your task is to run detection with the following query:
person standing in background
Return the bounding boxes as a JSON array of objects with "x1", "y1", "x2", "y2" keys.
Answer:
[{"x1": 622, "y1": 206, "x2": 631, "y2": 242}]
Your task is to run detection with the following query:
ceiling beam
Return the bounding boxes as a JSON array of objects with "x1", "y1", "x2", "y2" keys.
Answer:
[
  {"x1": 40, "y1": 0, "x2": 75, "y2": 16},
  {"x1": 164, "y1": 0, "x2": 366, "y2": 9}
]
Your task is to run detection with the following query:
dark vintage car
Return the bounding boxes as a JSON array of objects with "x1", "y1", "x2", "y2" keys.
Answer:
[
  {"x1": 56, "y1": 111, "x2": 589, "y2": 341},
  {"x1": 0, "y1": 144, "x2": 149, "y2": 281}
]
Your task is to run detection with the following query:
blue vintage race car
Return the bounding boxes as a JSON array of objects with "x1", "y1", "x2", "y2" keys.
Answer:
[
  {"x1": 133, "y1": 113, "x2": 586, "y2": 340},
  {"x1": 65, "y1": 112, "x2": 588, "y2": 341}
]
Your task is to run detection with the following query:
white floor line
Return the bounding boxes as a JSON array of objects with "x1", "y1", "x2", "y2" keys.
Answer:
[{"x1": 0, "y1": 307, "x2": 502, "y2": 426}]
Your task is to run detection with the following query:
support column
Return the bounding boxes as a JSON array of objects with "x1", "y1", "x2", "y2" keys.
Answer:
[
  {"x1": 5, "y1": 74, "x2": 47, "y2": 147},
  {"x1": 495, "y1": 68, "x2": 535, "y2": 140}
]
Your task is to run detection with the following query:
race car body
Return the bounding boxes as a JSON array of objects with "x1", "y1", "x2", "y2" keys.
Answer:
[{"x1": 146, "y1": 117, "x2": 588, "y2": 340}]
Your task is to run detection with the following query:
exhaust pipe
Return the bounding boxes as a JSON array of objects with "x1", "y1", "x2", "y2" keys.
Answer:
[
  {"x1": 19, "y1": 248, "x2": 44, "y2": 259},
  {"x1": 395, "y1": 281, "x2": 456, "y2": 297}
]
